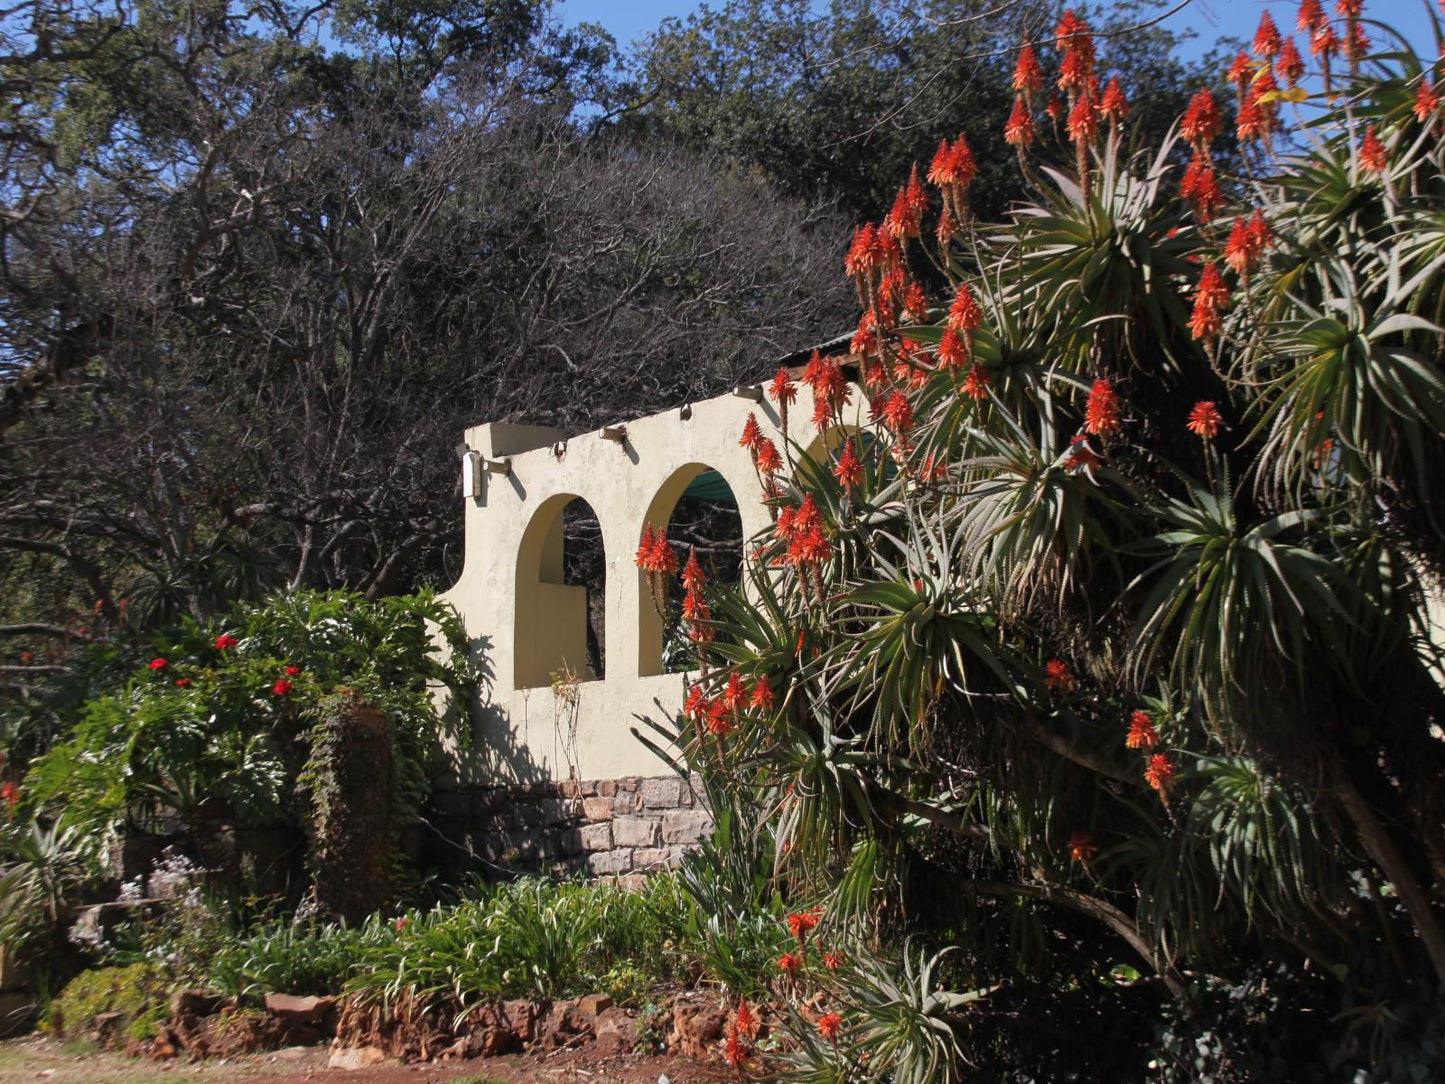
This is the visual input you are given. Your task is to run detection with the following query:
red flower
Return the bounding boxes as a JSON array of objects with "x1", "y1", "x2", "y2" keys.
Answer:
[
  {"x1": 1055, "y1": 9, "x2": 1095, "y2": 64},
  {"x1": 1298, "y1": 0, "x2": 1326, "y2": 33},
  {"x1": 1059, "y1": 46, "x2": 1093, "y2": 93},
  {"x1": 799, "y1": 524, "x2": 833, "y2": 566},
  {"x1": 1310, "y1": 24, "x2": 1339, "y2": 60},
  {"x1": 149, "y1": 657, "x2": 169, "y2": 670},
  {"x1": 706, "y1": 703, "x2": 735, "y2": 738},
  {"x1": 1100, "y1": 77, "x2": 1129, "y2": 124},
  {"x1": 395, "y1": 916, "x2": 409, "y2": 931},
  {"x1": 1187, "y1": 400, "x2": 1225, "y2": 440},
  {"x1": 175, "y1": 678, "x2": 192, "y2": 688},
  {"x1": 927, "y1": 133, "x2": 976, "y2": 189},
  {"x1": 735, "y1": 999, "x2": 759, "y2": 1040},
  {"x1": 883, "y1": 165, "x2": 927, "y2": 240},
  {"x1": 1068, "y1": 831, "x2": 1098, "y2": 863},
  {"x1": 724, "y1": 1025, "x2": 748, "y2": 1069},
  {"x1": 822, "y1": 949, "x2": 845, "y2": 970},
  {"x1": 739, "y1": 414, "x2": 763, "y2": 450},
  {"x1": 1145, "y1": 753, "x2": 1176, "y2": 794},
  {"x1": 285, "y1": 666, "x2": 301, "y2": 676},
  {"x1": 721, "y1": 672, "x2": 747, "y2": 713},
  {"x1": 1189, "y1": 263, "x2": 1230, "y2": 343},
  {"x1": 685, "y1": 683, "x2": 708, "y2": 719},
  {"x1": 1236, "y1": 93, "x2": 1267, "y2": 143},
  {"x1": 769, "y1": 367, "x2": 797, "y2": 407},
  {"x1": 834, "y1": 439, "x2": 864, "y2": 489},
  {"x1": 1180, "y1": 90, "x2": 1221, "y2": 148},
  {"x1": 1278, "y1": 38, "x2": 1305, "y2": 85},
  {"x1": 750, "y1": 675, "x2": 775, "y2": 712},
  {"x1": 778, "y1": 951, "x2": 802, "y2": 976},
  {"x1": 1228, "y1": 50, "x2": 1254, "y2": 88},
  {"x1": 937, "y1": 327, "x2": 970, "y2": 371},
  {"x1": 636, "y1": 523, "x2": 658, "y2": 570},
  {"x1": 1064, "y1": 434, "x2": 1100, "y2": 472},
  {"x1": 1415, "y1": 78, "x2": 1440, "y2": 123},
  {"x1": 1067, "y1": 94, "x2": 1100, "y2": 143},
  {"x1": 1044, "y1": 659, "x2": 1076, "y2": 692},
  {"x1": 1358, "y1": 124, "x2": 1388, "y2": 172},
  {"x1": 961, "y1": 363, "x2": 990, "y2": 401},
  {"x1": 1247, "y1": 208, "x2": 1274, "y2": 255},
  {"x1": 1084, "y1": 379, "x2": 1120, "y2": 437},
  {"x1": 1126, "y1": 710, "x2": 1158, "y2": 749},
  {"x1": 754, "y1": 438, "x2": 783, "y2": 475},
  {"x1": 881, "y1": 390, "x2": 913, "y2": 434},
  {"x1": 1, "y1": 781, "x2": 19, "y2": 809},
  {"x1": 682, "y1": 547, "x2": 706, "y2": 590},
  {"x1": 788, "y1": 909, "x2": 821, "y2": 941},
  {"x1": 272, "y1": 678, "x2": 293, "y2": 696},
  {"x1": 1013, "y1": 40, "x2": 1044, "y2": 97},
  {"x1": 1344, "y1": 20, "x2": 1369, "y2": 62},
  {"x1": 844, "y1": 223, "x2": 879, "y2": 278},
  {"x1": 1335, "y1": 0, "x2": 1362, "y2": 16},
  {"x1": 948, "y1": 283, "x2": 982, "y2": 332},
  {"x1": 1253, "y1": 11, "x2": 1282, "y2": 56},
  {"x1": 1224, "y1": 216, "x2": 1255, "y2": 276},
  {"x1": 1181, "y1": 154, "x2": 1224, "y2": 220},
  {"x1": 818, "y1": 1012, "x2": 844, "y2": 1042},
  {"x1": 214, "y1": 634, "x2": 238, "y2": 650},
  {"x1": 1005, "y1": 96, "x2": 1036, "y2": 146},
  {"x1": 1046, "y1": 94, "x2": 1065, "y2": 122}
]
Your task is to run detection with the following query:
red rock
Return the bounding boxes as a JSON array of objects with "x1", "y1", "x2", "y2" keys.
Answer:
[
  {"x1": 578, "y1": 993, "x2": 614, "y2": 1018},
  {"x1": 667, "y1": 996, "x2": 728, "y2": 1058},
  {"x1": 264, "y1": 993, "x2": 336, "y2": 1026},
  {"x1": 593, "y1": 1007, "x2": 639, "y2": 1058}
]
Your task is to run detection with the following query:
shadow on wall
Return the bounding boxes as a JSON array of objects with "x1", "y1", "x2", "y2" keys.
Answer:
[{"x1": 438, "y1": 634, "x2": 552, "y2": 787}]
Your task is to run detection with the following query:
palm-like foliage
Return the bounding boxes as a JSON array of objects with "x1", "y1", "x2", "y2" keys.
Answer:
[{"x1": 652, "y1": 7, "x2": 1445, "y2": 1078}]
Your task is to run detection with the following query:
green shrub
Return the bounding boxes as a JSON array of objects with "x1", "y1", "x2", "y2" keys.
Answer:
[
  {"x1": 41, "y1": 964, "x2": 171, "y2": 1044},
  {"x1": 347, "y1": 876, "x2": 692, "y2": 1012},
  {"x1": 209, "y1": 919, "x2": 388, "y2": 997},
  {"x1": 21, "y1": 588, "x2": 478, "y2": 849}
]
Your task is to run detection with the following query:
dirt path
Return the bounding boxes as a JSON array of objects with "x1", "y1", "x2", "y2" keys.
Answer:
[{"x1": 0, "y1": 1037, "x2": 732, "y2": 1084}]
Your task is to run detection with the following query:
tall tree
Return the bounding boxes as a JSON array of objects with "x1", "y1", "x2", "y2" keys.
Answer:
[
  {"x1": 624, "y1": 0, "x2": 1224, "y2": 224},
  {"x1": 0, "y1": 0, "x2": 853, "y2": 648}
]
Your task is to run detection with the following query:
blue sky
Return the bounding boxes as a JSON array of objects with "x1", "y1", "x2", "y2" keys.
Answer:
[{"x1": 559, "y1": 0, "x2": 1440, "y2": 63}]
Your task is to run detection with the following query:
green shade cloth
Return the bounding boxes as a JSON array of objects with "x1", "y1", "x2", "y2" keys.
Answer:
[{"x1": 682, "y1": 469, "x2": 738, "y2": 503}]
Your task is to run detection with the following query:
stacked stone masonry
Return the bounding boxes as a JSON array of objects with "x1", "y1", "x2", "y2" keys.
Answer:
[{"x1": 429, "y1": 774, "x2": 713, "y2": 881}]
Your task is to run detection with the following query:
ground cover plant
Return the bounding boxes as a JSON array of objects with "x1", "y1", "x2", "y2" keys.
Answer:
[{"x1": 636, "y1": 4, "x2": 1445, "y2": 1080}]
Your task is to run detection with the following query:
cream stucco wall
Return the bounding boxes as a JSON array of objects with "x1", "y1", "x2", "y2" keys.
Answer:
[{"x1": 441, "y1": 380, "x2": 867, "y2": 784}]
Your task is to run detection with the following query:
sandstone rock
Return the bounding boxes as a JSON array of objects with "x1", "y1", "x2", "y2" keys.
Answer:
[
  {"x1": 593, "y1": 1007, "x2": 639, "y2": 1058},
  {"x1": 638, "y1": 777, "x2": 683, "y2": 809},
  {"x1": 632, "y1": 847, "x2": 673, "y2": 869},
  {"x1": 586, "y1": 849, "x2": 632, "y2": 875},
  {"x1": 598, "y1": 780, "x2": 618, "y2": 797},
  {"x1": 612, "y1": 793, "x2": 644, "y2": 815},
  {"x1": 580, "y1": 822, "x2": 612, "y2": 851},
  {"x1": 328, "y1": 1044, "x2": 396, "y2": 1070},
  {"x1": 611, "y1": 816, "x2": 661, "y2": 848},
  {"x1": 661, "y1": 809, "x2": 713, "y2": 844},
  {"x1": 263, "y1": 993, "x2": 336, "y2": 1027},
  {"x1": 581, "y1": 797, "x2": 614, "y2": 821}
]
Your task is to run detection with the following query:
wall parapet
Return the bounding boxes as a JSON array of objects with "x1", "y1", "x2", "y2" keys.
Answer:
[{"x1": 441, "y1": 378, "x2": 867, "y2": 785}]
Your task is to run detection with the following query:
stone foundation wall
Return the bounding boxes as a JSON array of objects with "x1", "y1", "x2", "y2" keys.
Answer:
[{"x1": 427, "y1": 774, "x2": 713, "y2": 880}]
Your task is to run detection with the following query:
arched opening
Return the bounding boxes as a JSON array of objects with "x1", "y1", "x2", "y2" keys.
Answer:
[
  {"x1": 638, "y1": 464, "x2": 744, "y2": 677},
  {"x1": 514, "y1": 493, "x2": 606, "y2": 690}
]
